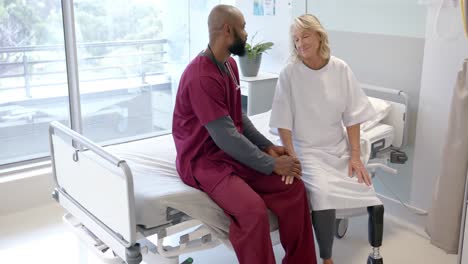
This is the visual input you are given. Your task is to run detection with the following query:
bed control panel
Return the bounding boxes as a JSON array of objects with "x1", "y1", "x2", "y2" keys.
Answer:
[{"x1": 371, "y1": 139, "x2": 386, "y2": 159}]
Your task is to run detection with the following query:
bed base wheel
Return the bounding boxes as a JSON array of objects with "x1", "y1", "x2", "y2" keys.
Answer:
[
  {"x1": 126, "y1": 244, "x2": 142, "y2": 264},
  {"x1": 335, "y1": 218, "x2": 349, "y2": 239}
]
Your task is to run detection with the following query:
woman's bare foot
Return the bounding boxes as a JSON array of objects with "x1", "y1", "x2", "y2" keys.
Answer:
[{"x1": 323, "y1": 259, "x2": 334, "y2": 264}]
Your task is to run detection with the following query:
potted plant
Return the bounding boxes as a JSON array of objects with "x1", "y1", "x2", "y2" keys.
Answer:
[{"x1": 239, "y1": 32, "x2": 274, "y2": 77}]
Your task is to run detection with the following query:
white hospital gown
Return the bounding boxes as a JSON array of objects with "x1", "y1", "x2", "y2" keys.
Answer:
[{"x1": 269, "y1": 56, "x2": 383, "y2": 211}]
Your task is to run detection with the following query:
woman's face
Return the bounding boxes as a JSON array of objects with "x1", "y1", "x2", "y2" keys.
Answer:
[{"x1": 293, "y1": 27, "x2": 321, "y2": 60}]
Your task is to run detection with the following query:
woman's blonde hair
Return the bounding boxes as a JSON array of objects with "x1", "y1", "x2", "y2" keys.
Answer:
[{"x1": 290, "y1": 14, "x2": 330, "y2": 62}]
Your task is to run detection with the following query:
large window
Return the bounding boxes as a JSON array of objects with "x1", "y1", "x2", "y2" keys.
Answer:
[
  {"x1": 73, "y1": 0, "x2": 185, "y2": 143},
  {"x1": 0, "y1": 0, "x2": 230, "y2": 166},
  {"x1": 0, "y1": 0, "x2": 69, "y2": 164}
]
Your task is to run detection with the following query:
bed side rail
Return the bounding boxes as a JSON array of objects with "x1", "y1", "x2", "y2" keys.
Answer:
[{"x1": 48, "y1": 121, "x2": 137, "y2": 247}]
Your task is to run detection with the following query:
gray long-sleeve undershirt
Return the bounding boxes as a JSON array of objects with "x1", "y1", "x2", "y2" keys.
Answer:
[
  {"x1": 205, "y1": 113, "x2": 275, "y2": 175},
  {"x1": 240, "y1": 113, "x2": 274, "y2": 150}
]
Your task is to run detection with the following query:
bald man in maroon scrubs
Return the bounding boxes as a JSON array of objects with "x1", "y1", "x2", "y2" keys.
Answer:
[{"x1": 172, "y1": 5, "x2": 317, "y2": 264}]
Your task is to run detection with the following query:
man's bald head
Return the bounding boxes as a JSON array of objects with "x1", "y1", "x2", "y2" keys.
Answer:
[{"x1": 208, "y1": 5, "x2": 243, "y2": 40}]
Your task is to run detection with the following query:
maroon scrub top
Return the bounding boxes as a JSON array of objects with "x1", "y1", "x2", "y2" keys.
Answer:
[{"x1": 172, "y1": 55, "x2": 243, "y2": 192}]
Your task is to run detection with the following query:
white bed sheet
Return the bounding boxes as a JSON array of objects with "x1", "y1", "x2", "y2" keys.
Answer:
[{"x1": 103, "y1": 111, "x2": 394, "y2": 239}]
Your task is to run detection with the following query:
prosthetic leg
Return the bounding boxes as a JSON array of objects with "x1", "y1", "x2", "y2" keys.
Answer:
[{"x1": 367, "y1": 205, "x2": 384, "y2": 264}]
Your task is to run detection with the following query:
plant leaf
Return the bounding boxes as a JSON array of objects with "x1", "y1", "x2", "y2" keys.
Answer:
[{"x1": 243, "y1": 32, "x2": 274, "y2": 58}]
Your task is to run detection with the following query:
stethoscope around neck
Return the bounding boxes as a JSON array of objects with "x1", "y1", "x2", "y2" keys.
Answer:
[{"x1": 207, "y1": 45, "x2": 241, "y2": 90}]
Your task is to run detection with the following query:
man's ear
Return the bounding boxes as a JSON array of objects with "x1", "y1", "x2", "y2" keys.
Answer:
[{"x1": 222, "y1": 24, "x2": 230, "y2": 35}]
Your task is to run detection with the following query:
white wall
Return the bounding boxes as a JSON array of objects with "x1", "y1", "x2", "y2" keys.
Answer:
[
  {"x1": 306, "y1": 0, "x2": 426, "y2": 38},
  {"x1": 411, "y1": 3, "x2": 468, "y2": 210},
  {"x1": 235, "y1": 1, "x2": 294, "y2": 74}
]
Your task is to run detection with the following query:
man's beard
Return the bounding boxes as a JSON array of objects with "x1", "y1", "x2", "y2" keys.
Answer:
[{"x1": 228, "y1": 29, "x2": 246, "y2": 56}]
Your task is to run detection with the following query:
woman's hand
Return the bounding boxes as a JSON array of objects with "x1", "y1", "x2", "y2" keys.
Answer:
[
  {"x1": 281, "y1": 148, "x2": 298, "y2": 184},
  {"x1": 282, "y1": 175, "x2": 296, "y2": 185},
  {"x1": 345, "y1": 124, "x2": 371, "y2": 185},
  {"x1": 348, "y1": 154, "x2": 372, "y2": 186}
]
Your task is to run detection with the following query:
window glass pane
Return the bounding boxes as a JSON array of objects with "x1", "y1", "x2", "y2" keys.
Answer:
[
  {"x1": 73, "y1": 0, "x2": 187, "y2": 143},
  {"x1": 0, "y1": 0, "x2": 69, "y2": 165},
  {"x1": 307, "y1": 0, "x2": 426, "y2": 37}
]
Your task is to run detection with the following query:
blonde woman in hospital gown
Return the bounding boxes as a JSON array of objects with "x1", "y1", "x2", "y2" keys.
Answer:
[{"x1": 270, "y1": 14, "x2": 385, "y2": 264}]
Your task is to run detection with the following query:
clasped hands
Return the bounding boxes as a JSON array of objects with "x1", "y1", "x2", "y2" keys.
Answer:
[{"x1": 265, "y1": 145, "x2": 301, "y2": 185}]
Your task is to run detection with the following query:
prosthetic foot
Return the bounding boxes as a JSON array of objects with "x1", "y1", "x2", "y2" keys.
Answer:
[
  {"x1": 367, "y1": 248, "x2": 383, "y2": 264},
  {"x1": 367, "y1": 205, "x2": 384, "y2": 264}
]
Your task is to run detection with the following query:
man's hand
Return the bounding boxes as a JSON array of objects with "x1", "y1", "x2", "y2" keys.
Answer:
[
  {"x1": 266, "y1": 145, "x2": 299, "y2": 184},
  {"x1": 273, "y1": 155, "x2": 302, "y2": 184},
  {"x1": 265, "y1": 145, "x2": 294, "y2": 158}
]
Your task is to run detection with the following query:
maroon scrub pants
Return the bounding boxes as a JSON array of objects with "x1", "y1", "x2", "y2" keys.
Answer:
[{"x1": 198, "y1": 168, "x2": 317, "y2": 264}]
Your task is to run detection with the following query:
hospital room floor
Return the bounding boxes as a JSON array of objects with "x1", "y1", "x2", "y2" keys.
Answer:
[{"x1": 0, "y1": 203, "x2": 458, "y2": 264}]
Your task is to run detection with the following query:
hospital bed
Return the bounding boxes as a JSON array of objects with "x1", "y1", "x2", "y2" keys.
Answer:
[{"x1": 48, "y1": 84, "x2": 408, "y2": 264}]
